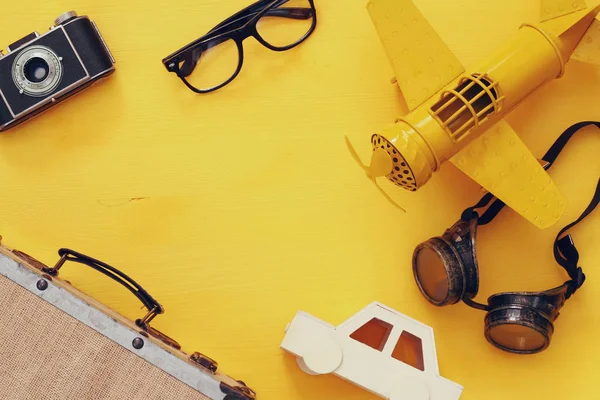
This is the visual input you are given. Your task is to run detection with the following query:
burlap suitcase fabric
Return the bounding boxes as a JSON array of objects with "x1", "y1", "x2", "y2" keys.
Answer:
[{"x1": 0, "y1": 274, "x2": 210, "y2": 400}]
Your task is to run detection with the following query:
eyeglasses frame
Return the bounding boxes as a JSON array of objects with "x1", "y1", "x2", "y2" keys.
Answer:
[{"x1": 162, "y1": 0, "x2": 317, "y2": 93}]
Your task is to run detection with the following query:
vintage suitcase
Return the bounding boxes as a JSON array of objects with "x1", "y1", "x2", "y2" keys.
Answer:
[{"x1": 0, "y1": 243, "x2": 256, "y2": 400}]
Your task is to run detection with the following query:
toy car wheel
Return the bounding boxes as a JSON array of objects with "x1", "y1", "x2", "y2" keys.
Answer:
[
  {"x1": 390, "y1": 378, "x2": 430, "y2": 400},
  {"x1": 296, "y1": 357, "x2": 319, "y2": 376},
  {"x1": 300, "y1": 335, "x2": 343, "y2": 375}
]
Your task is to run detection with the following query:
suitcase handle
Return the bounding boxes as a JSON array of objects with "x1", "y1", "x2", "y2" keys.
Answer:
[{"x1": 43, "y1": 248, "x2": 164, "y2": 328}]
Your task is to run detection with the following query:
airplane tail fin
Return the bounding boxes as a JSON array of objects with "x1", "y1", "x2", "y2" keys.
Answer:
[
  {"x1": 540, "y1": 4, "x2": 600, "y2": 65},
  {"x1": 570, "y1": 17, "x2": 600, "y2": 65}
]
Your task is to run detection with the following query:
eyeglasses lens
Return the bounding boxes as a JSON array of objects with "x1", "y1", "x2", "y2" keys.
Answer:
[
  {"x1": 488, "y1": 324, "x2": 546, "y2": 352},
  {"x1": 415, "y1": 246, "x2": 449, "y2": 302},
  {"x1": 256, "y1": 0, "x2": 315, "y2": 48},
  {"x1": 180, "y1": 38, "x2": 239, "y2": 91}
]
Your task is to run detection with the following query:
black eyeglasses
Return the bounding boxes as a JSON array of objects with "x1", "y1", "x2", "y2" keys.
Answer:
[{"x1": 162, "y1": 0, "x2": 317, "y2": 93}]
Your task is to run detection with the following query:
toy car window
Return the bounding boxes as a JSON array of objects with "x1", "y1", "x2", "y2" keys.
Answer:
[
  {"x1": 391, "y1": 331, "x2": 425, "y2": 371},
  {"x1": 349, "y1": 318, "x2": 393, "y2": 351}
]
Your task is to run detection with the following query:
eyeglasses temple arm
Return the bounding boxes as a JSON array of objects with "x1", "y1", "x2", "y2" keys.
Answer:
[
  {"x1": 263, "y1": 8, "x2": 314, "y2": 20},
  {"x1": 208, "y1": 7, "x2": 313, "y2": 36},
  {"x1": 208, "y1": 0, "x2": 272, "y2": 33}
]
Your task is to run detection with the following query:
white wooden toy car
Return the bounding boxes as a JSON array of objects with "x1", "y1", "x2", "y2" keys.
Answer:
[{"x1": 280, "y1": 302, "x2": 463, "y2": 400}]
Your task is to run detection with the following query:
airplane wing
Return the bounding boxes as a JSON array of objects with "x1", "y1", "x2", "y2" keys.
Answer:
[
  {"x1": 367, "y1": 0, "x2": 465, "y2": 111},
  {"x1": 540, "y1": 0, "x2": 587, "y2": 22},
  {"x1": 450, "y1": 120, "x2": 567, "y2": 229}
]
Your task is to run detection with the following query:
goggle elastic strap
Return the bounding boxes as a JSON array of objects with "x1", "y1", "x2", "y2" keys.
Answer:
[
  {"x1": 544, "y1": 122, "x2": 600, "y2": 297},
  {"x1": 555, "y1": 180, "x2": 600, "y2": 297},
  {"x1": 461, "y1": 122, "x2": 600, "y2": 299}
]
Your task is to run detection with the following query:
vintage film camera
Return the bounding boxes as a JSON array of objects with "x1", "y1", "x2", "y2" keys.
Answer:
[{"x1": 0, "y1": 11, "x2": 115, "y2": 131}]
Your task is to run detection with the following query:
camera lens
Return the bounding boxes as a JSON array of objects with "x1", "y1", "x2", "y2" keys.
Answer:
[
  {"x1": 12, "y1": 46, "x2": 63, "y2": 97},
  {"x1": 23, "y1": 57, "x2": 50, "y2": 83}
]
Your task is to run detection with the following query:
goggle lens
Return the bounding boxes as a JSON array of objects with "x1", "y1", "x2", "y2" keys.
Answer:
[
  {"x1": 414, "y1": 246, "x2": 449, "y2": 303},
  {"x1": 487, "y1": 323, "x2": 547, "y2": 353}
]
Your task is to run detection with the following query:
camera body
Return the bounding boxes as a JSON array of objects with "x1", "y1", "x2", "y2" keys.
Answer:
[{"x1": 0, "y1": 11, "x2": 115, "y2": 132}]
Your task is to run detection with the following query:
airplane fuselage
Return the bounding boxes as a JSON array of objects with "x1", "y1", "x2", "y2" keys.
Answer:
[{"x1": 375, "y1": 18, "x2": 591, "y2": 190}]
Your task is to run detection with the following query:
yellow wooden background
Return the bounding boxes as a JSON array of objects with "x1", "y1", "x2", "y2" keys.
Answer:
[{"x1": 0, "y1": 1, "x2": 599, "y2": 399}]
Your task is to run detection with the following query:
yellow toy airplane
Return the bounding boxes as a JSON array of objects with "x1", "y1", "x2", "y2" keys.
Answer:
[{"x1": 351, "y1": 0, "x2": 600, "y2": 228}]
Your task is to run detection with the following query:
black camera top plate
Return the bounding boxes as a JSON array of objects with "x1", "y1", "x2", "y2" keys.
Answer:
[{"x1": 8, "y1": 33, "x2": 39, "y2": 53}]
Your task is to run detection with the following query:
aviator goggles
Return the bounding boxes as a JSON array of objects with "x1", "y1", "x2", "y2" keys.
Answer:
[{"x1": 412, "y1": 122, "x2": 599, "y2": 354}]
